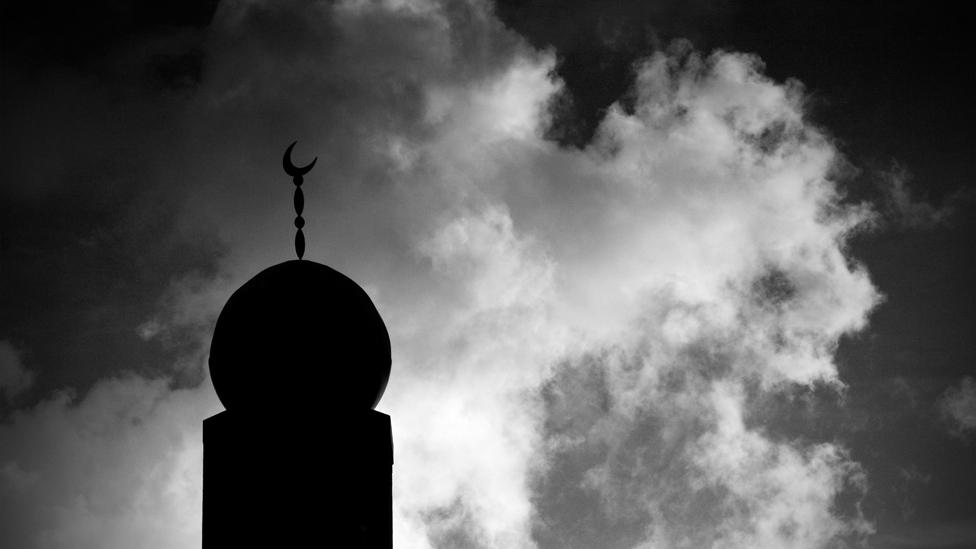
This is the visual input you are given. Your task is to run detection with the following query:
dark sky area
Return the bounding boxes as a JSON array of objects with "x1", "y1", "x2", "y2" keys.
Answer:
[{"x1": 1, "y1": 1, "x2": 974, "y2": 548}]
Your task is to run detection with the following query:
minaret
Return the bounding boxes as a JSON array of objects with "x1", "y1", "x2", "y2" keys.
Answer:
[{"x1": 203, "y1": 142, "x2": 393, "y2": 547}]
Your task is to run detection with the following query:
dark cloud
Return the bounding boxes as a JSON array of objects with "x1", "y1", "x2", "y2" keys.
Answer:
[
  {"x1": 495, "y1": 0, "x2": 735, "y2": 147},
  {"x1": 874, "y1": 164, "x2": 972, "y2": 230},
  {"x1": 940, "y1": 377, "x2": 976, "y2": 439},
  {"x1": 0, "y1": 23, "x2": 225, "y2": 404},
  {"x1": 0, "y1": 341, "x2": 34, "y2": 405},
  {"x1": 0, "y1": 0, "x2": 216, "y2": 70}
]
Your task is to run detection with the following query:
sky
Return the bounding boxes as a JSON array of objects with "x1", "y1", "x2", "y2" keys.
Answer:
[{"x1": 1, "y1": 0, "x2": 974, "y2": 548}]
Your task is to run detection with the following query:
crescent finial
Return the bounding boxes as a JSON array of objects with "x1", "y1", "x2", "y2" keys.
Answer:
[{"x1": 283, "y1": 141, "x2": 317, "y2": 177}]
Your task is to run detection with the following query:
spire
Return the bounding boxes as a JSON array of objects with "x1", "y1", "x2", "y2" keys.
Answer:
[{"x1": 282, "y1": 141, "x2": 317, "y2": 259}]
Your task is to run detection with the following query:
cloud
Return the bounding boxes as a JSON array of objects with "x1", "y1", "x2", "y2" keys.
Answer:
[
  {"x1": 528, "y1": 46, "x2": 879, "y2": 548},
  {"x1": 939, "y1": 377, "x2": 976, "y2": 438},
  {"x1": 0, "y1": 373, "x2": 220, "y2": 549},
  {"x1": 689, "y1": 383, "x2": 872, "y2": 547},
  {"x1": 876, "y1": 164, "x2": 970, "y2": 229},
  {"x1": 0, "y1": 1, "x2": 883, "y2": 548},
  {"x1": 0, "y1": 341, "x2": 34, "y2": 404}
]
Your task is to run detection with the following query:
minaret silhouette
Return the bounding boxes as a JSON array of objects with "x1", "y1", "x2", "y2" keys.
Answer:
[{"x1": 203, "y1": 142, "x2": 393, "y2": 547}]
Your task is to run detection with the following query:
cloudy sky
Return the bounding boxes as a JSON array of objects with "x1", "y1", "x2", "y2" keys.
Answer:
[{"x1": 1, "y1": 1, "x2": 974, "y2": 548}]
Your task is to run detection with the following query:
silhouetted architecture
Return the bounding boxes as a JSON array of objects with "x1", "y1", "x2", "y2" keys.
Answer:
[{"x1": 203, "y1": 142, "x2": 393, "y2": 547}]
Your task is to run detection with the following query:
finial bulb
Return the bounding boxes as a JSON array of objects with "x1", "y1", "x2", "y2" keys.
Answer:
[
  {"x1": 294, "y1": 187, "x2": 304, "y2": 215},
  {"x1": 295, "y1": 230, "x2": 305, "y2": 260}
]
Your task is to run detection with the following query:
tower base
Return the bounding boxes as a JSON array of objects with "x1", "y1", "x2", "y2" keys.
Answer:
[{"x1": 203, "y1": 409, "x2": 392, "y2": 548}]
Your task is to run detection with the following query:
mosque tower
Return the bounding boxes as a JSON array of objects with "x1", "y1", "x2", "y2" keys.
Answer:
[{"x1": 203, "y1": 143, "x2": 393, "y2": 547}]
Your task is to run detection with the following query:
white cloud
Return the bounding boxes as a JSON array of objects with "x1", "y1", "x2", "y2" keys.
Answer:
[
  {"x1": 0, "y1": 374, "x2": 220, "y2": 549},
  {"x1": 388, "y1": 36, "x2": 876, "y2": 548},
  {"x1": 522, "y1": 47, "x2": 879, "y2": 547},
  {"x1": 940, "y1": 377, "x2": 976, "y2": 438},
  {"x1": 390, "y1": 204, "x2": 562, "y2": 548},
  {"x1": 689, "y1": 382, "x2": 872, "y2": 548}
]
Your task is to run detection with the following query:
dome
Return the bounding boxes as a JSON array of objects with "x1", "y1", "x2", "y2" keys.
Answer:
[{"x1": 208, "y1": 260, "x2": 391, "y2": 414}]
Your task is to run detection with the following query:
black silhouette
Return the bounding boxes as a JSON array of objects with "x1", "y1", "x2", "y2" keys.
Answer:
[
  {"x1": 283, "y1": 141, "x2": 316, "y2": 260},
  {"x1": 203, "y1": 143, "x2": 393, "y2": 547}
]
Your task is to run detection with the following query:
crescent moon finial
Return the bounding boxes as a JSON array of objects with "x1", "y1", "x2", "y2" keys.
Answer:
[
  {"x1": 283, "y1": 141, "x2": 316, "y2": 260},
  {"x1": 283, "y1": 141, "x2": 317, "y2": 177}
]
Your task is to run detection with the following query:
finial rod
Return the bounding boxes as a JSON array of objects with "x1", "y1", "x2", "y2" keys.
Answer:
[{"x1": 283, "y1": 141, "x2": 317, "y2": 260}]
